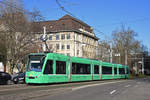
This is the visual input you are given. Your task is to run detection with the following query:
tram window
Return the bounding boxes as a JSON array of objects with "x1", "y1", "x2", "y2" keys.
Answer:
[
  {"x1": 114, "y1": 68, "x2": 117, "y2": 74},
  {"x1": 56, "y1": 61, "x2": 66, "y2": 74},
  {"x1": 44, "y1": 60, "x2": 53, "y2": 74},
  {"x1": 94, "y1": 65, "x2": 99, "y2": 74},
  {"x1": 72, "y1": 63, "x2": 91, "y2": 74},
  {"x1": 102, "y1": 66, "x2": 112, "y2": 74},
  {"x1": 126, "y1": 68, "x2": 129, "y2": 74},
  {"x1": 119, "y1": 68, "x2": 125, "y2": 74}
]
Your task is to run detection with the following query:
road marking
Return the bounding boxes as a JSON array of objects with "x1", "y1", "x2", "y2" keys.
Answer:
[
  {"x1": 125, "y1": 85, "x2": 131, "y2": 87},
  {"x1": 72, "y1": 80, "x2": 127, "y2": 91},
  {"x1": 110, "y1": 90, "x2": 116, "y2": 94}
]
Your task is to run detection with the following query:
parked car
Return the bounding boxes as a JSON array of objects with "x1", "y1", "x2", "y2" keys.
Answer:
[
  {"x1": 0, "y1": 71, "x2": 12, "y2": 85},
  {"x1": 13, "y1": 72, "x2": 25, "y2": 84}
]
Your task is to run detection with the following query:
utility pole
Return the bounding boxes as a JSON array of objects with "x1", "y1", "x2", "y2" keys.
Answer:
[
  {"x1": 142, "y1": 57, "x2": 144, "y2": 74},
  {"x1": 40, "y1": 26, "x2": 48, "y2": 52},
  {"x1": 125, "y1": 50, "x2": 128, "y2": 65},
  {"x1": 43, "y1": 26, "x2": 46, "y2": 52},
  {"x1": 110, "y1": 41, "x2": 113, "y2": 63}
]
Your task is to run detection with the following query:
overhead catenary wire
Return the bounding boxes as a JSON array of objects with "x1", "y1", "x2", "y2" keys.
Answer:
[
  {"x1": 55, "y1": 0, "x2": 150, "y2": 40},
  {"x1": 55, "y1": 0, "x2": 107, "y2": 39},
  {"x1": 56, "y1": 0, "x2": 78, "y2": 19},
  {"x1": 0, "y1": 0, "x2": 107, "y2": 39}
]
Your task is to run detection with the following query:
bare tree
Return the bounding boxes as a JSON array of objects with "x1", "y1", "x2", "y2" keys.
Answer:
[
  {"x1": 112, "y1": 25, "x2": 141, "y2": 69},
  {"x1": 0, "y1": 0, "x2": 44, "y2": 73},
  {"x1": 0, "y1": 31, "x2": 7, "y2": 72}
]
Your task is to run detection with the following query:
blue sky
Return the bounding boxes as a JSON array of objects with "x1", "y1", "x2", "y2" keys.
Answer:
[{"x1": 24, "y1": 0, "x2": 150, "y2": 50}]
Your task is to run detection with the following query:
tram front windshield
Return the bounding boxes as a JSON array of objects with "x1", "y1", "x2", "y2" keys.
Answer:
[{"x1": 27, "y1": 55, "x2": 45, "y2": 72}]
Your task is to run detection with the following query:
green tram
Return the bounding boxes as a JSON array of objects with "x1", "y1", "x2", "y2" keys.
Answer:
[{"x1": 25, "y1": 53, "x2": 130, "y2": 84}]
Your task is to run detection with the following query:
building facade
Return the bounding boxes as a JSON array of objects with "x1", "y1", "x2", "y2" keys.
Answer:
[
  {"x1": 96, "y1": 42, "x2": 110, "y2": 62},
  {"x1": 36, "y1": 15, "x2": 98, "y2": 59}
]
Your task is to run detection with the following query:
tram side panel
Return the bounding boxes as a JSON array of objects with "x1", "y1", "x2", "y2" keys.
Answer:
[
  {"x1": 92, "y1": 60, "x2": 101, "y2": 80},
  {"x1": 101, "y1": 62, "x2": 114, "y2": 80},
  {"x1": 70, "y1": 57, "x2": 92, "y2": 82},
  {"x1": 46, "y1": 54, "x2": 69, "y2": 83},
  {"x1": 118, "y1": 65, "x2": 126, "y2": 79}
]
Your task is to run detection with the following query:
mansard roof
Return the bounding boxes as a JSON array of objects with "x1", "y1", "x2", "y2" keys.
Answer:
[{"x1": 38, "y1": 14, "x2": 98, "y2": 40}]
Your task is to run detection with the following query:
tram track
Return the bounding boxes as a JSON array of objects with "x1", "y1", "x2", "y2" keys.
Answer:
[{"x1": 0, "y1": 84, "x2": 27, "y2": 90}]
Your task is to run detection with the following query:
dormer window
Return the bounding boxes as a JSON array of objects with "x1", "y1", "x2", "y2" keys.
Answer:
[
  {"x1": 50, "y1": 25, "x2": 53, "y2": 28},
  {"x1": 82, "y1": 26, "x2": 85, "y2": 30}
]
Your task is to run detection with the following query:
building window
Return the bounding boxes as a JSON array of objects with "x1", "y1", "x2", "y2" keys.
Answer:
[
  {"x1": 62, "y1": 44, "x2": 65, "y2": 50},
  {"x1": 67, "y1": 45, "x2": 70, "y2": 49},
  {"x1": 67, "y1": 34, "x2": 70, "y2": 39},
  {"x1": 56, "y1": 61, "x2": 66, "y2": 74},
  {"x1": 49, "y1": 35, "x2": 52, "y2": 40},
  {"x1": 56, "y1": 34, "x2": 59, "y2": 40},
  {"x1": 56, "y1": 44, "x2": 59, "y2": 50},
  {"x1": 61, "y1": 34, "x2": 65, "y2": 40}
]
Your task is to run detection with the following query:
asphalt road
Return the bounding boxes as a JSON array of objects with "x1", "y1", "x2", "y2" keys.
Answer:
[
  {"x1": 0, "y1": 77, "x2": 150, "y2": 100},
  {"x1": 0, "y1": 80, "x2": 126, "y2": 100},
  {"x1": 35, "y1": 77, "x2": 150, "y2": 100}
]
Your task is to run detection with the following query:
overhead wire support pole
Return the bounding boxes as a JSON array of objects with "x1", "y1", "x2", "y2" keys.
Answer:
[
  {"x1": 109, "y1": 41, "x2": 113, "y2": 63},
  {"x1": 125, "y1": 49, "x2": 128, "y2": 65},
  {"x1": 142, "y1": 57, "x2": 144, "y2": 74},
  {"x1": 43, "y1": 26, "x2": 46, "y2": 52},
  {"x1": 40, "y1": 26, "x2": 48, "y2": 52}
]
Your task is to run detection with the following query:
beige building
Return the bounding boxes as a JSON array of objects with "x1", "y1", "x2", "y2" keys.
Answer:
[{"x1": 37, "y1": 15, "x2": 98, "y2": 59}]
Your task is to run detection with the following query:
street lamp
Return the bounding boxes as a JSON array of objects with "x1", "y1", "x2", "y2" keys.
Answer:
[{"x1": 115, "y1": 53, "x2": 120, "y2": 64}]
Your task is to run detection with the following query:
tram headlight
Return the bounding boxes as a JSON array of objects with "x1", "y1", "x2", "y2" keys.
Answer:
[{"x1": 36, "y1": 75, "x2": 40, "y2": 78}]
